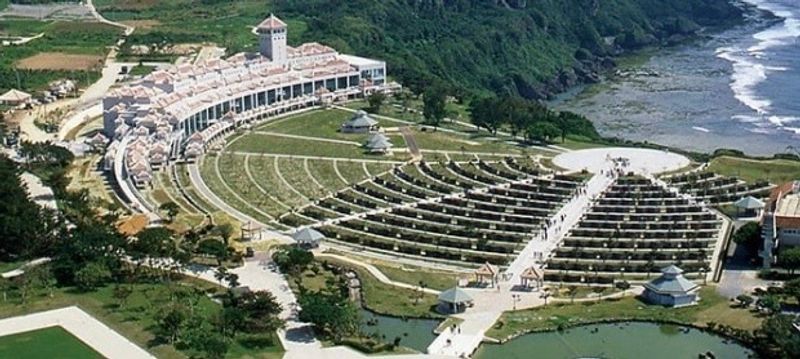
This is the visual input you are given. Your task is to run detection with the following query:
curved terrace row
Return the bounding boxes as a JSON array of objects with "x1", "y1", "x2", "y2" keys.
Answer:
[{"x1": 97, "y1": 14, "x2": 397, "y2": 216}]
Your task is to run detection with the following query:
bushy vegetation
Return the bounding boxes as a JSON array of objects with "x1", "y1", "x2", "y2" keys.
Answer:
[
  {"x1": 470, "y1": 95, "x2": 598, "y2": 143},
  {"x1": 95, "y1": 0, "x2": 741, "y2": 98},
  {"x1": 0, "y1": 151, "x2": 284, "y2": 358}
]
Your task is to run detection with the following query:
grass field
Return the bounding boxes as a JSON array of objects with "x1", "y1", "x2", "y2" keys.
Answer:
[
  {"x1": 708, "y1": 155, "x2": 800, "y2": 184},
  {"x1": 301, "y1": 257, "x2": 443, "y2": 319},
  {"x1": 0, "y1": 326, "x2": 103, "y2": 359},
  {"x1": 486, "y1": 287, "x2": 763, "y2": 341},
  {"x1": 228, "y1": 132, "x2": 410, "y2": 161}
]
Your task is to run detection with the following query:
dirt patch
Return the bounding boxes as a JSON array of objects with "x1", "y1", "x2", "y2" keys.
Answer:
[
  {"x1": 16, "y1": 52, "x2": 104, "y2": 71},
  {"x1": 120, "y1": 20, "x2": 161, "y2": 30}
]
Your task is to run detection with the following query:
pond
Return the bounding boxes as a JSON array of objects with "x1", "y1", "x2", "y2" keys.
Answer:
[
  {"x1": 359, "y1": 309, "x2": 440, "y2": 353},
  {"x1": 475, "y1": 322, "x2": 753, "y2": 359}
]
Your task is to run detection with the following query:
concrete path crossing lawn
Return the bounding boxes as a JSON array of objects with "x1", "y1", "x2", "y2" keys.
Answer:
[{"x1": 0, "y1": 306, "x2": 155, "y2": 358}]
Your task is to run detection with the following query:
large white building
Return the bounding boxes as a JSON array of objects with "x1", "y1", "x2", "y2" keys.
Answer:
[{"x1": 101, "y1": 14, "x2": 396, "y2": 211}]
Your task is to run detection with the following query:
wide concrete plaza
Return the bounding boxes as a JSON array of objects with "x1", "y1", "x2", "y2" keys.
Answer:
[{"x1": 552, "y1": 147, "x2": 690, "y2": 174}]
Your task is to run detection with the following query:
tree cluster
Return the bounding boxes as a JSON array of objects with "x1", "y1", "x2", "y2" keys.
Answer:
[{"x1": 469, "y1": 95, "x2": 598, "y2": 143}]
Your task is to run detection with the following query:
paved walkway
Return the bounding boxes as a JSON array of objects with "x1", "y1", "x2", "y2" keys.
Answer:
[
  {"x1": 505, "y1": 172, "x2": 614, "y2": 284},
  {"x1": 254, "y1": 131, "x2": 362, "y2": 146},
  {"x1": 0, "y1": 306, "x2": 155, "y2": 358},
  {"x1": 400, "y1": 126, "x2": 422, "y2": 160},
  {"x1": 20, "y1": 172, "x2": 57, "y2": 210}
]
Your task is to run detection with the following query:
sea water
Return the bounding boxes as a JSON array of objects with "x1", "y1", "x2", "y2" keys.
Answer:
[{"x1": 557, "y1": 0, "x2": 800, "y2": 155}]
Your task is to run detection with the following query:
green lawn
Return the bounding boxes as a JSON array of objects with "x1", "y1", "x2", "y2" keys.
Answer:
[
  {"x1": 228, "y1": 133, "x2": 410, "y2": 161},
  {"x1": 316, "y1": 257, "x2": 443, "y2": 319},
  {"x1": 0, "y1": 326, "x2": 103, "y2": 359},
  {"x1": 708, "y1": 156, "x2": 800, "y2": 184},
  {"x1": 486, "y1": 287, "x2": 763, "y2": 341}
]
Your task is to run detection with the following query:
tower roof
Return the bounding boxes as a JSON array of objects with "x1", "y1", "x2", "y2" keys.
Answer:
[{"x1": 257, "y1": 14, "x2": 287, "y2": 31}]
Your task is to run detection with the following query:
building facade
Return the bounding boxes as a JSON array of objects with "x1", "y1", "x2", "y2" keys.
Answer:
[
  {"x1": 761, "y1": 182, "x2": 800, "y2": 268},
  {"x1": 100, "y1": 14, "x2": 397, "y2": 212}
]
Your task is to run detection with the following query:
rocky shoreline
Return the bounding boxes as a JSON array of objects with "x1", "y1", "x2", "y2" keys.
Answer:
[{"x1": 530, "y1": 0, "x2": 776, "y2": 101}]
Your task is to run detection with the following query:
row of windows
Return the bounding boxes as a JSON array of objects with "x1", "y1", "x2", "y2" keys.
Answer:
[{"x1": 181, "y1": 75, "x2": 359, "y2": 136}]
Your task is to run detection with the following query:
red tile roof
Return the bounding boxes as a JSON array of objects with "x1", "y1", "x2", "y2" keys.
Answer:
[{"x1": 257, "y1": 14, "x2": 287, "y2": 30}]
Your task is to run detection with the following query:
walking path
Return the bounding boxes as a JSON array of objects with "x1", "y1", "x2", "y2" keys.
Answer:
[
  {"x1": 20, "y1": 172, "x2": 57, "y2": 210},
  {"x1": 400, "y1": 126, "x2": 422, "y2": 160},
  {"x1": 243, "y1": 155, "x2": 292, "y2": 211},
  {"x1": 254, "y1": 131, "x2": 362, "y2": 146},
  {"x1": 0, "y1": 306, "x2": 155, "y2": 359},
  {"x1": 316, "y1": 253, "x2": 441, "y2": 295},
  {"x1": 226, "y1": 151, "x2": 405, "y2": 164},
  {"x1": 274, "y1": 156, "x2": 309, "y2": 201},
  {"x1": 187, "y1": 163, "x2": 290, "y2": 241}
]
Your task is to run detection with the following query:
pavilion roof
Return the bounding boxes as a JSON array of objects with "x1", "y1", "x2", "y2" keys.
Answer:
[
  {"x1": 643, "y1": 265, "x2": 699, "y2": 294},
  {"x1": 365, "y1": 133, "x2": 392, "y2": 149},
  {"x1": 520, "y1": 266, "x2": 543, "y2": 280},
  {"x1": 735, "y1": 196, "x2": 765, "y2": 210},
  {"x1": 0, "y1": 89, "x2": 31, "y2": 102},
  {"x1": 292, "y1": 227, "x2": 325, "y2": 244},
  {"x1": 474, "y1": 262, "x2": 498, "y2": 277},
  {"x1": 438, "y1": 287, "x2": 473, "y2": 304},
  {"x1": 344, "y1": 111, "x2": 378, "y2": 128}
]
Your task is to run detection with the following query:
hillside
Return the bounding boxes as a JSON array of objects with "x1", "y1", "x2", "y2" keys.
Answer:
[{"x1": 94, "y1": 0, "x2": 743, "y2": 99}]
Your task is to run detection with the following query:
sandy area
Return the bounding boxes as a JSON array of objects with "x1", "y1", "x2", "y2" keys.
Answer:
[{"x1": 16, "y1": 52, "x2": 104, "y2": 71}]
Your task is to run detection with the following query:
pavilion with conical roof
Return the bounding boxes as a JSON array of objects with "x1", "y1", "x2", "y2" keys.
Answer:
[
  {"x1": 642, "y1": 265, "x2": 700, "y2": 307},
  {"x1": 437, "y1": 287, "x2": 473, "y2": 314}
]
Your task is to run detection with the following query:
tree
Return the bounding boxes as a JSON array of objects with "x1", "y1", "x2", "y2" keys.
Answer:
[
  {"x1": 423, "y1": 86, "x2": 446, "y2": 127},
  {"x1": 525, "y1": 121, "x2": 561, "y2": 143},
  {"x1": 367, "y1": 92, "x2": 386, "y2": 113},
  {"x1": 298, "y1": 289, "x2": 360, "y2": 341},
  {"x1": 758, "y1": 295, "x2": 781, "y2": 315},
  {"x1": 779, "y1": 247, "x2": 800, "y2": 274},
  {"x1": 197, "y1": 239, "x2": 229, "y2": 266},
  {"x1": 735, "y1": 294, "x2": 754, "y2": 308},
  {"x1": 783, "y1": 278, "x2": 800, "y2": 304},
  {"x1": 272, "y1": 246, "x2": 314, "y2": 274},
  {"x1": 732, "y1": 222, "x2": 761, "y2": 255},
  {"x1": 157, "y1": 306, "x2": 187, "y2": 345},
  {"x1": 227, "y1": 290, "x2": 284, "y2": 333},
  {"x1": 212, "y1": 223, "x2": 234, "y2": 246},
  {"x1": 756, "y1": 314, "x2": 800, "y2": 358},
  {"x1": 74, "y1": 261, "x2": 112, "y2": 291},
  {"x1": 159, "y1": 202, "x2": 180, "y2": 222},
  {"x1": 469, "y1": 97, "x2": 502, "y2": 134}
]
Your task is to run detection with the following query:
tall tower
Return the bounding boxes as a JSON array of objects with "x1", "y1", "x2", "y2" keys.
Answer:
[{"x1": 257, "y1": 14, "x2": 288, "y2": 64}]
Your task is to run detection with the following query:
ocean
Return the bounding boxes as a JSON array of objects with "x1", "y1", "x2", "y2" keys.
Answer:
[{"x1": 556, "y1": 0, "x2": 800, "y2": 156}]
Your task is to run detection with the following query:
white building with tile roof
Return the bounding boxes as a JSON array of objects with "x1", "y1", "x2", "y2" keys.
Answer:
[{"x1": 102, "y1": 13, "x2": 398, "y2": 200}]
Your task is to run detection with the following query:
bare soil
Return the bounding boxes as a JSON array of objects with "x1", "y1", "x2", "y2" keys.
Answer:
[{"x1": 16, "y1": 52, "x2": 104, "y2": 71}]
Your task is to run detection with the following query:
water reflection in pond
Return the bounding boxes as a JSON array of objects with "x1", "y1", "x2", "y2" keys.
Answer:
[
  {"x1": 475, "y1": 322, "x2": 753, "y2": 359},
  {"x1": 359, "y1": 309, "x2": 439, "y2": 353}
]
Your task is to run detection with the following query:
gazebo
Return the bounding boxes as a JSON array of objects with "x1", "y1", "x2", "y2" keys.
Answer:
[
  {"x1": 642, "y1": 265, "x2": 700, "y2": 307},
  {"x1": 240, "y1": 221, "x2": 263, "y2": 241},
  {"x1": 0, "y1": 89, "x2": 31, "y2": 106},
  {"x1": 437, "y1": 287, "x2": 473, "y2": 314},
  {"x1": 734, "y1": 196, "x2": 765, "y2": 218},
  {"x1": 474, "y1": 262, "x2": 498, "y2": 287},
  {"x1": 519, "y1": 266, "x2": 543, "y2": 290},
  {"x1": 342, "y1": 110, "x2": 378, "y2": 133},
  {"x1": 291, "y1": 227, "x2": 324, "y2": 248},
  {"x1": 364, "y1": 133, "x2": 393, "y2": 154}
]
